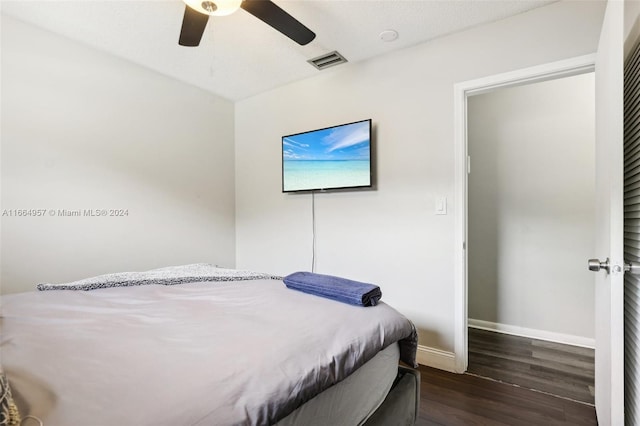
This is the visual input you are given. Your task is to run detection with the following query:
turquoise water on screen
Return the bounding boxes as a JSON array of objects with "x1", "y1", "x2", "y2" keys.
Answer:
[{"x1": 283, "y1": 160, "x2": 370, "y2": 191}]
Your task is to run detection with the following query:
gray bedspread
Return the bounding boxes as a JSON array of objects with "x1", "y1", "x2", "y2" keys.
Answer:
[{"x1": 1, "y1": 269, "x2": 417, "y2": 426}]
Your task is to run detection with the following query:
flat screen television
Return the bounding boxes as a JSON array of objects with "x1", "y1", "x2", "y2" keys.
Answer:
[{"x1": 282, "y1": 119, "x2": 372, "y2": 193}]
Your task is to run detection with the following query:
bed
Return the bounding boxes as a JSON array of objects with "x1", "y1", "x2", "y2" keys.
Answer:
[{"x1": 0, "y1": 265, "x2": 419, "y2": 426}]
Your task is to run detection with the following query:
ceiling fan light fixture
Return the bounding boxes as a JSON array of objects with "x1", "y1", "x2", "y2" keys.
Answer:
[{"x1": 183, "y1": 0, "x2": 242, "y2": 17}]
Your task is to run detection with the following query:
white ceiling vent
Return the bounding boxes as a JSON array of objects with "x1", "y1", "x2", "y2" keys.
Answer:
[{"x1": 307, "y1": 51, "x2": 348, "y2": 70}]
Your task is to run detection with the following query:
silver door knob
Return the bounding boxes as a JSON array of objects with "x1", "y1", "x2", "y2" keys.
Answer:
[
  {"x1": 588, "y1": 258, "x2": 610, "y2": 272},
  {"x1": 626, "y1": 261, "x2": 640, "y2": 274},
  {"x1": 588, "y1": 258, "x2": 640, "y2": 274}
]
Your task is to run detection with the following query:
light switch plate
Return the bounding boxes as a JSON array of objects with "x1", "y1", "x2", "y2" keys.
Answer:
[{"x1": 435, "y1": 197, "x2": 447, "y2": 215}]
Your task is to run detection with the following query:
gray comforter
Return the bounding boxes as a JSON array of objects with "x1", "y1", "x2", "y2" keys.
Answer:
[{"x1": 1, "y1": 267, "x2": 417, "y2": 426}]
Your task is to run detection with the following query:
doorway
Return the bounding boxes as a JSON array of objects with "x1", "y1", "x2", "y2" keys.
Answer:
[
  {"x1": 452, "y1": 54, "x2": 597, "y2": 372},
  {"x1": 464, "y1": 72, "x2": 596, "y2": 403}
]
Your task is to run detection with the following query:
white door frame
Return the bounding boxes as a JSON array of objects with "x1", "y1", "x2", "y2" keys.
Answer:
[{"x1": 452, "y1": 54, "x2": 597, "y2": 373}]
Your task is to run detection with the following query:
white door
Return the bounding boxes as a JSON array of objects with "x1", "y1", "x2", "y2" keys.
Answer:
[{"x1": 593, "y1": 1, "x2": 624, "y2": 424}]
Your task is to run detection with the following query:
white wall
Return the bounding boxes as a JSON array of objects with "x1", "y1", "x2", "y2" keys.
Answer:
[
  {"x1": 625, "y1": 0, "x2": 640, "y2": 58},
  {"x1": 235, "y1": 0, "x2": 606, "y2": 355},
  {"x1": 467, "y1": 73, "x2": 595, "y2": 342},
  {"x1": 1, "y1": 16, "x2": 236, "y2": 294}
]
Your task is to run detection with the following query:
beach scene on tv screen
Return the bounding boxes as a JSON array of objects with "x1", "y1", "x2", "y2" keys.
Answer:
[{"x1": 283, "y1": 120, "x2": 371, "y2": 191}]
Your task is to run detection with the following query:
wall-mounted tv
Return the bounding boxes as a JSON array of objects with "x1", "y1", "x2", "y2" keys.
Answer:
[{"x1": 282, "y1": 119, "x2": 372, "y2": 193}]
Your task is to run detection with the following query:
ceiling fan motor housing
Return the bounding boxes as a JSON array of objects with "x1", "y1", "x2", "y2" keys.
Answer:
[
  {"x1": 185, "y1": 0, "x2": 242, "y2": 16},
  {"x1": 201, "y1": 2, "x2": 218, "y2": 14}
]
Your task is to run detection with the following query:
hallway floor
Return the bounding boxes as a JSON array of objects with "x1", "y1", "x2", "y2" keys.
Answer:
[
  {"x1": 467, "y1": 328, "x2": 595, "y2": 405},
  {"x1": 415, "y1": 329, "x2": 597, "y2": 425}
]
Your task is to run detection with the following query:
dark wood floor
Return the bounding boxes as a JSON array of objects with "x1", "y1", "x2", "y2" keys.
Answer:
[
  {"x1": 415, "y1": 328, "x2": 597, "y2": 425},
  {"x1": 467, "y1": 328, "x2": 595, "y2": 405},
  {"x1": 416, "y1": 365, "x2": 597, "y2": 425}
]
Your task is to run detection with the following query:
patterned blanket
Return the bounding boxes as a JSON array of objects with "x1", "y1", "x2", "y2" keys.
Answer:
[{"x1": 36, "y1": 263, "x2": 282, "y2": 291}]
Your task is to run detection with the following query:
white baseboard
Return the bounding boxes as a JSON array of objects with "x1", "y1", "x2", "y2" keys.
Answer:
[
  {"x1": 468, "y1": 319, "x2": 595, "y2": 349},
  {"x1": 416, "y1": 345, "x2": 457, "y2": 372}
]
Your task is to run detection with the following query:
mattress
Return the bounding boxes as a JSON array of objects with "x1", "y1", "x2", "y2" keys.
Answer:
[
  {"x1": 276, "y1": 343, "x2": 400, "y2": 426},
  {"x1": 1, "y1": 273, "x2": 416, "y2": 425}
]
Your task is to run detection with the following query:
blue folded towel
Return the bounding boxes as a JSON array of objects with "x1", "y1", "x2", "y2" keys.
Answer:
[{"x1": 283, "y1": 271, "x2": 382, "y2": 307}]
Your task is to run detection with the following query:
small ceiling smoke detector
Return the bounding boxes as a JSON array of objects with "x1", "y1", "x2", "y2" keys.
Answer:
[
  {"x1": 379, "y1": 29, "x2": 399, "y2": 42},
  {"x1": 307, "y1": 51, "x2": 348, "y2": 70}
]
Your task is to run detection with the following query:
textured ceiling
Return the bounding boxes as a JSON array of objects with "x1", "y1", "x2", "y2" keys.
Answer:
[{"x1": 0, "y1": 0, "x2": 556, "y2": 101}]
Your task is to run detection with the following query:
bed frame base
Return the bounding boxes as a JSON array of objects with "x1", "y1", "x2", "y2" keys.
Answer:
[{"x1": 363, "y1": 366, "x2": 420, "y2": 426}]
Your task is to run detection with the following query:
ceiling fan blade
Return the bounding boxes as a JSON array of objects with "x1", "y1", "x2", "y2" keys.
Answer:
[
  {"x1": 241, "y1": 0, "x2": 316, "y2": 46},
  {"x1": 179, "y1": 5, "x2": 210, "y2": 47}
]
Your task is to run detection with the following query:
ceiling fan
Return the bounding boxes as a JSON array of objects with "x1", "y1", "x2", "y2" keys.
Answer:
[{"x1": 179, "y1": 0, "x2": 316, "y2": 47}]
